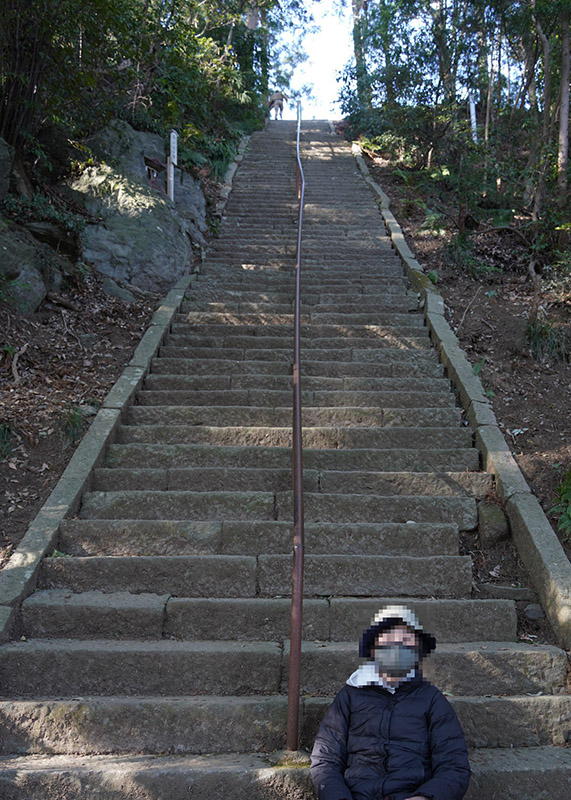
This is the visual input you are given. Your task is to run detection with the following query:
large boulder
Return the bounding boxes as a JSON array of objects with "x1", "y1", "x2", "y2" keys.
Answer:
[
  {"x1": 0, "y1": 138, "x2": 14, "y2": 200},
  {"x1": 70, "y1": 163, "x2": 193, "y2": 293},
  {"x1": 68, "y1": 120, "x2": 208, "y2": 293},
  {"x1": 0, "y1": 218, "x2": 52, "y2": 312}
]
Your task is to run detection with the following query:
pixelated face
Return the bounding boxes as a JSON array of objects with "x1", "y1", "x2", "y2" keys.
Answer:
[{"x1": 374, "y1": 624, "x2": 418, "y2": 650}]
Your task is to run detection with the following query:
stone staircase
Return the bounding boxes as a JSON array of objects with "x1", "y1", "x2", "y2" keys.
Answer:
[{"x1": 0, "y1": 121, "x2": 569, "y2": 798}]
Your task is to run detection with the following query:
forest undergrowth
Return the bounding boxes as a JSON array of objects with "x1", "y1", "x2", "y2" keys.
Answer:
[{"x1": 364, "y1": 149, "x2": 571, "y2": 566}]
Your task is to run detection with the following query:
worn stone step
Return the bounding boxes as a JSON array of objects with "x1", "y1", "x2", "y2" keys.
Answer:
[
  {"x1": 39, "y1": 555, "x2": 260, "y2": 596},
  {"x1": 175, "y1": 311, "x2": 425, "y2": 328},
  {"x1": 150, "y1": 357, "x2": 444, "y2": 378},
  {"x1": 179, "y1": 299, "x2": 417, "y2": 314},
  {"x1": 79, "y1": 487, "x2": 476, "y2": 526},
  {"x1": 116, "y1": 425, "x2": 473, "y2": 450},
  {"x1": 193, "y1": 279, "x2": 403, "y2": 292},
  {"x1": 160, "y1": 345, "x2": 437, "y2": 364},
  {"x1": 0, "y1": 641, "x2": 282, "y2": 697},
  {"x1": 158, "y1": 346, "x2": 436, "y2": 364},
  {"x1": 289, "y1": 491, "x2": 477, "y2": 528},
  {"x1": 188, "y1": 291, "x2": 411, "y2": 307},
  {"x1": 170, "y1": 321, "x2": 427, "y2": 338},
  {"x1": 292, "y1": 640, "x2": 568, "y2": 696},
  {"x1": 0, "y1": 640, "x2": 564, "y2": 698},
  {"x1": 20, "y1": 594, "x2": 516, "y2": 642},
  {"x1": 135, "y1": 388, "x2": 453, "y2": 409},
  {"x1": 257, "y1": 553, "x2": 473, "y2": 597},
  {"x1": 144, "y1": 373, "x2": 451, "y2": 394},
  {"x1": 165, "y1": 334, "x2": 429, "y2": 351},
  {"x1": 38, "y1": 554, "x2": 472, "y2": 597},
  {"x1": 91, "y1": 467, "x2": 489, "y2": 498},
  {"x1": 303, "y1": 695, "x2": 571, "y2": 749},
  {"x1": 2, "y1": 693, "x2": 568, "y2": 757},
  {"x1": 204, "y1": 258, "x2": 404, "y2": 272},
  {"x1": 58, "y1": 519, "x2": 460, "y2": 558},
  {"x1": 204, "y1": 264, "x2": 409, "y2": 276},
  {"x1": 106, "y1": 443, "x2": 479, "y2": 472},
  {"x1": 91, "y1": 466, "x2": 319, "y2": 493},
  {"x1": 2, "y1": 748, "x2": 571, "y2": 800},
  {"x1": 79, "y1": 490, "x2": 276, "y2": 521},
  {"x1": 181, "y1": 301, "x2": 296, "y2": 315},
  {"x1": 317, "y1": 470, "x2": 492, "y2": 497},
  {"x1": 127, "y1": 405, "x2": 460, "y2": 429}
]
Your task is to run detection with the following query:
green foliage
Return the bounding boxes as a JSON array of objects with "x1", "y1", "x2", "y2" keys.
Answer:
[
  {"x1": 0, "y1": 0, "x2": 310, "y2": 177},
  {"x1": 1, "y1": 193, "x2": 85, "y2": 233},
  {"x1": 473, "y1": 356, "x2": 487, "y2": 377},
  {"x1": 340, "y1": 1, "x2": 569, "y2": 268},
  {"x1": 525, "y1": 318, "x2": 568, "y2": 363},
  {"x1": 427, "y1": 270, "x2": 438, "y2": 285},
  {"x1": 446, "y1": 234, "x2": 501, "y2": 278},
  {"x1": 543, "y1": 250, "x2": 571, "y2": 303},
  {"x1": 550, "y1": 469, "x2": 571, "y2": 539},
  {"x1": 59, "y1": 406, "x2": 84, "y2": 445},
  {"x1": 0, "y1": 421, "x2": 13, "y2": 460}
]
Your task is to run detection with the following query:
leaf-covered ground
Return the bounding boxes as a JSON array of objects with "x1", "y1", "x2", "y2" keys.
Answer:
[
  {"x1": 365, "y1": 153, "x2": 571, "y2": 569},
  {"x1": 0, "y1": 271, "x2": 158, "y2": 568}
]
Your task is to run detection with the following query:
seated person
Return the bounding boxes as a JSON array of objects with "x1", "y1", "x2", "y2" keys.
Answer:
[{"x1": 310, "y1": 605, "x2": 471, "y2": 800}]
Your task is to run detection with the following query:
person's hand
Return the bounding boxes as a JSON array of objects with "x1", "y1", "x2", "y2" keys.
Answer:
[{"x1": 404, "y1": 796, "x2": 429, "y2": 800}]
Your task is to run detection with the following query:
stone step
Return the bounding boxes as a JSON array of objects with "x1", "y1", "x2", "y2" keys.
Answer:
[
  {"x1": 175, "y1": 311, "x2": 425, "y2": 328},
  {"x1": 106, "y1": 443, "x2": 479, "y2": 472},
  {"x1": 127, "y1": 405, "x2": 460, "y2": 429},
  {"x1": 292, "y1": 491, "x2": 477, "y2": 528},
  {"x1": 116, "y1": 425, "x2": 473, "y2": 449},
  {"x1": 179, "y1": 299, "x2": 418, "y2": 314},
  {"x1": 0, "y1": 640, "x2": 564, "y2": 697},
  {"x1": 165, "y1": 334, "x2": 429, "y2": 352},
  {"x1": 193, "y1": 278, "x2": 403, "y2": 291},
  {"x1": 1, "y1": 748, "x2": 571, "y2": 799},
  {"x1": 149, "y1": 358, "x2": 444, "y2": 378},
  {"x1": 292, "y1": 640, "x2": 568, "y2": 696},
  {"x1": 304, "y1": 695, "x2": 571, "y2": 750},
  {"x1": 78, "y1": 487, "x2": 477, "y2": 527},
  {"x1": 91, "y1": 467, "x2": 320, "y2": 493},
  {"x1": 2, "y1": 693, "x2": 568, "y2": 757},
  {"x1": 208, "y1": 245, "x2": 398, "y2": 258},
  {"x1": 135, "y1": 389, "x2": 453, "y2": 409},
  {"x1": 20, "y1": 593, "x2": 516, "y2": 642},
  {"x1": 180, "y1": 288, "x2": 408, "y2": 305},
  {"x1": 205, "y1": 260, "x2": 404, "y2": 274},
  {"x1": 38, "y1": 553, "x2": 473, "y2": 597},
  {"x1": 91, "y1": 467, "x2": 490, "y2": 498},
  {"x1": 169, "y1": 322, "x2": 430, "y2": 339},
  {"x1": 0, "y1": 695, "x2": 571, "y2": 755},
  {"x1": 79, "y1": 490, "x2": 276, "y2": 521},
  {"x1": 59, "y1": 519, "x2": 461, "y2": 557},
  {"x1": 157, "y1": 345, "x2": 436, "y2": 363},
  {"x1": 143, "y1": 374, "x2": 452, "y2": 393}
]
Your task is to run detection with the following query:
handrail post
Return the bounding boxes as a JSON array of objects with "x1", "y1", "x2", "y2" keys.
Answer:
[{"x1": 286, "y1": 100, "x2": 305, "y2": 752}]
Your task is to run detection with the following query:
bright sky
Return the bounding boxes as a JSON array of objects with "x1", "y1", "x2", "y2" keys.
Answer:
[{"x1": 281, "y1": 0, "x2": 353, "y2": 120}]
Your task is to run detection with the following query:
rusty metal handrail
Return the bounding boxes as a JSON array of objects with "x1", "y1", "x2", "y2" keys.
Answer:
[{"x1": 286, "y1": 100, "x2": 305, "y2": 751}]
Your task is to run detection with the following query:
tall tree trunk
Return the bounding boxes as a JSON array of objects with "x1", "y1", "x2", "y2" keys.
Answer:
[
  {"x1": 431, "y1": 0, "x2": 455, "y2": 102},
  {"x1": 531, "y1": 2, "x2": 551, "y2": 141},
  {"x1": 259, "y1": 8, "x2": 269, "y2": 99},
  {"x1": 558, "y1": 10, "x2": 570, "y2": 208},
  {"x1": 352, "y1": 0, "x2": 371, "y2": 109}
]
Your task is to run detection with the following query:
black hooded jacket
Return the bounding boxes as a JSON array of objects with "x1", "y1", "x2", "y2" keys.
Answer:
[{"x1": 310, "y1": 675, "x2": 470, "y2": 800}]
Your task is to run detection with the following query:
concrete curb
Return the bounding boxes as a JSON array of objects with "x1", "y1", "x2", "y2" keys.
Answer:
[
  {"x1": 350, "y1": 139, "x2": 571, "y2": 650},
  {"x1": 0, "y1": 274, "x2": 193, "y2": 642}
]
